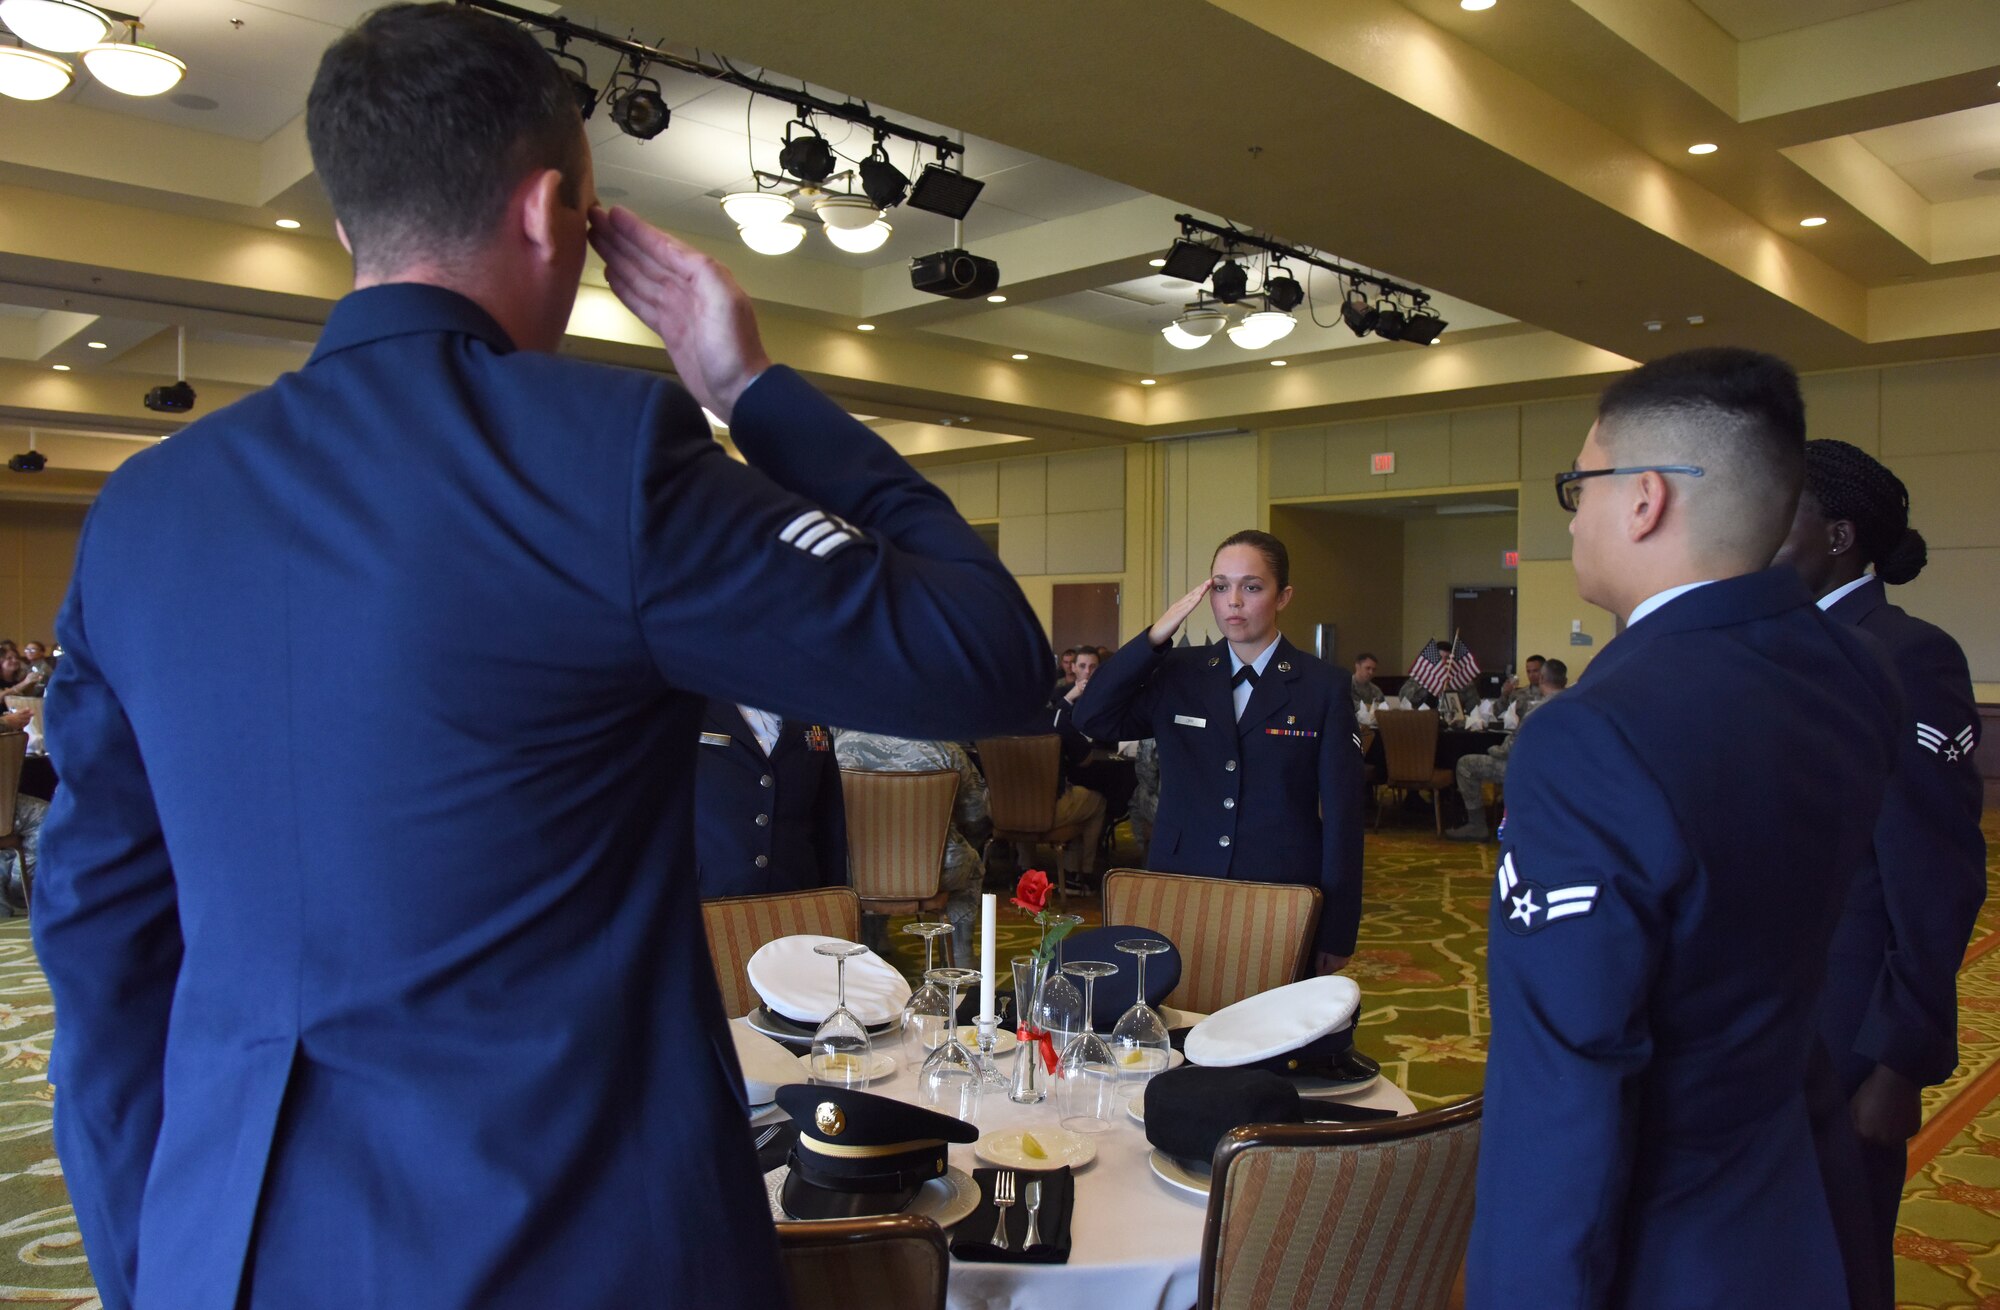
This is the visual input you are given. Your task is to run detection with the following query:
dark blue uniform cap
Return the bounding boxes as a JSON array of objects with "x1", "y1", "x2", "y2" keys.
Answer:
[
  {"x1": 1061, "y1": 925, "x2": 1181, "y2": 1028},
  {"x1": 774, "y1": 1084, "x2": 978, "y2": 1220}
]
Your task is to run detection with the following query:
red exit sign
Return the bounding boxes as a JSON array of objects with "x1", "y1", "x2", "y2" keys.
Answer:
[
  {"x1": 1370, "y1": 452, "x2": 1396, "y2": 475},
  {"x1": 1502, "y1": 550, "x2": 1519, "y2": 569}
]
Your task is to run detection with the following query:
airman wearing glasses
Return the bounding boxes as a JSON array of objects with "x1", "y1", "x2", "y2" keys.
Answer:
[{"x1": 1468, "y1": 348, "x2": 1902, "y2": 1310}]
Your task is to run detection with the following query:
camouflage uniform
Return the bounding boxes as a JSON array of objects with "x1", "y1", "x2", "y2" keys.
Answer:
[
  {"x1": 0, "y1": 792, "x2": 45, "y2": 913},
  {"x1": 832, "y1": 730, "x2": 989, "y2": 962},
  {"x1": 1453, "y1": 696, "x2": 1546, "y2": 832},
  {"x1": 1128, "y1": 739, "x2": 1160, "y2": 848},
  {"x1": 1351, "y1": 678, "x2": 1385, "y2": 708}
]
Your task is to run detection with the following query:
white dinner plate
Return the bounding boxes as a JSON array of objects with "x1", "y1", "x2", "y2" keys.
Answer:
[
  {"x1": 953, "y1": 1025, "x2": 1020, "y2": 1055},
  {"x1": 1111, "y1": 1047, "x2": 1184, "y2": 1075},
  {"x1": 795, "y1": 1050, "x2": 896, "y2": 1085},
  {"x1": 1148, "y1": 1149, "x2": 1211, "y2": 1198},
  {"x1": 974, "y1": 1126, "x2": 1097, "y2": 1172},
  {"x1": 1293, "y1": 1065, "x2": 1383, "y2": 1097},
  {"x1": 746, "y1": 1005, "x2": 901, "y2": 1046},
  {"x1": 767, "y1": 1165, "x2": 980, "y2": 1228}
]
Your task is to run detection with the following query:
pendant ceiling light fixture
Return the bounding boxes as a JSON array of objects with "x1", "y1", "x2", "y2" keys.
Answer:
[
  {"x1": 720, "y1": 191, "x2": 806, "y2": 255},
  {"x1": 0, "y1": 41, "x2": 71, "y2": 99},
  {"x1": 1226, "y1": 308, "x2": 1297, "y2": 350},
  {"x1": 83, "y1": 20, "x2": 182, "y2": 96},
  {"x1": 812, "y1": 194, "x2": 892, "y2": 254},
  {"x1": 0, "y1": 0, "x2": 109, "y2": 52},
  {"x1": 1162, "y1": 304, "x2": 1229, "y2": 350}
]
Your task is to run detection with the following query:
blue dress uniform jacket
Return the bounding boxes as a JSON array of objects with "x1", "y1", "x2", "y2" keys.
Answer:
[
  {"x1": 1468, "y1": 569, "x2": 1900, "y2": 1310},
  {"x1": 1073, "y1": 632, "x2": 1365, "y2": 956},
  {"x1": 1813, "y1": 577, "x2": 1987, "y2": 1306},
  {"x1": 695, "y1": 700, "x2": 848, "y2": 899},
  {"x1": 31, "y1": 284, "x2": 1051, "y2": 1310}
]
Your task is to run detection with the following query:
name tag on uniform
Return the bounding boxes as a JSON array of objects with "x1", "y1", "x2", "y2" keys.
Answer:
[
  {"x1": 699, "y1": 732, "x2": 732, "y2": 747},
  {"x1": 1174, "y1": 714, "x2": 1207, "y2": 728}
]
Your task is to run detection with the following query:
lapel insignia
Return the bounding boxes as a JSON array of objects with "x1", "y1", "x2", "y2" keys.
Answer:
[
  {"x1": 1494, "y1": 852, "x2": 1600, "y2": 935},
  {"x1": 1286, "y1": 715, "x2": 1296, "y2": 725},
  {"x1": 1276, "y1": 661, "x2": 1291, "y2": 672},
  {"x1": 1917, "y1": 722, "x2": 1977, "y2": 763},
  {"x1": 1208, "y1": 657, "x2": 1220, "y2": 667}
]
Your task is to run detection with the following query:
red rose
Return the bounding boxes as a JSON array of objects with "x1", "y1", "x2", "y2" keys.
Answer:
[{"x1": 1012, "y1": 869, "x2": 1051, "y2": 914}]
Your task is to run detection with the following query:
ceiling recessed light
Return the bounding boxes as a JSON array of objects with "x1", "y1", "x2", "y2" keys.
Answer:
[
  {"x1": 1148, "y1": 258, "x2": 1166, "y2": 268},
  {"x1": 51, "y1": 363, "x2": 70, "y2": 371},
  {"x1": 1430, "y1": 338, "x2": 1441, "y2": 345},
  {"x1": 1270, "y1": 359, "x2": 1287, "y2": 367},
  {"x1": 1140, "y1": 378, "x2": 1157, "y2": 386},
  {"x1": 86, "y1": 340, "x2": 105, "y2": 349},
  {"x1": 1460, "y1": 0, "x2": 1496, "y2": 9},
  {"x1": 274, "y1": 218, "x2": 300, "y2": 229},
  {"x1": 1799, "y1": 216, "x2": 1827, "y2": 227},
  {"x1": 986, "y1": 294, "x2": 1007, "y2": 303},
  {"x1": 1687, "y1": 143, "x2": 1718, "y2": 155},
  {"x1": 856, "y1": 323, "x2": 875, "y2": 331},
  {"x1": 1010, "y1": 353, "x2": 1029, "y2": 360}
]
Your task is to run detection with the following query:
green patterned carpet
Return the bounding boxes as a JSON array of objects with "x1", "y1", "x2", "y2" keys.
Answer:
[{"x1": 2, "y1": 814, "x2": 1995, "y2": 1305}]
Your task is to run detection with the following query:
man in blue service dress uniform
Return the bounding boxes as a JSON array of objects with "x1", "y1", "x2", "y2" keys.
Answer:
[
  {"x1": 1776, "y1": 439, "x2": 1988, "y2": 1309},
  {"x1": 1074, "y1": 530, "x2": 1365, "y2": 973},
  {"x1": 695, "y1": 701, "x2": 848, "y2": 900},
  {"x1": 30, "y1": 9, "x2": 1051, "y2": 1310},
  {"x1": 1467, "y1": 349, "x2": 1901, "y2": 1310}
]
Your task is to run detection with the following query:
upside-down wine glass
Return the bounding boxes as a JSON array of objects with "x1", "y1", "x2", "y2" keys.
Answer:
[
  {"x1": 809, "y1": 941, "x2": 874, "y2": 1088},
  {"x1": 919, "y1": 966, "x2": 984, "y2": 1123},
  {"x1": 1054, "y1": 960, "x2": 1121, "y2": 1133},
  {"x1": 900, "y1": 920, "x2": 955, "y2": 1065},
  {"x1": 1110, "y1": 938, "x2": 1173, "y2": 1100}
]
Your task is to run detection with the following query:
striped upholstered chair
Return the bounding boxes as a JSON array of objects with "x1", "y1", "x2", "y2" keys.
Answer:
[
  {"x1": 839, "y1": 768, "x2": 960, "y2": 918},
  {"x1": 976, "y1": 734, "x2": 1088, "y2": 904},
  {"x1": 701, "y1": 886, "x2": 862, "y2": 1019},
  {"x1": 777, "y1": 1214, "x2": 949, "y2": 1310},
  {"x1": 1101, "y1": 869, "x2": 1321, "y2": 1013},
  {"x1": 1198, "y1": 1098, "x2": 1484, "y2": 1310}
]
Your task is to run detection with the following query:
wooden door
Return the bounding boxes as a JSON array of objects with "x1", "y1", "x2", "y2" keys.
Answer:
[
  {"x1": 1052, "y1": 582, "x2": 1121, "y2": 653},
  {"x1": 1448, "y1": 586, "x2": 1517, "y2": 678}
]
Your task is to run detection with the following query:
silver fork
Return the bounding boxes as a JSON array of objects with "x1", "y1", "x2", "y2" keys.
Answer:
[
  {"x1": 1022, "y1": 1178, "x2": 1043, "y2": 1250},
  {"x1": 989, "y1": 1170, "x2": 1016, "y2": 1250}
]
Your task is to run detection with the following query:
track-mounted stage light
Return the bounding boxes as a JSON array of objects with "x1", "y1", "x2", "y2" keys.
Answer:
[
  {"x1": 1265, "y1": 273, "x2": 1304, "y2": 313},
  {"x1": 1209, "y1": 260, "x2": 1249, "y2": 304},
  {"x1": 1399, "y1": 309, "x2": 1448, "y2": 343},
  {"x1": 859, "y1": 141, "x2": 910, "y2": 209},
  {"x1": 1341, "y1": 289, "x2": 1378, "y2": 337},
  {"x1": 1372, "y1": 300, "x2": 1407, "y2": 341},
  {"x1": 907, "y1": 160, "x2": 984, "y2": 219},
  {"x1": 778, "y1": 118, "x2": 837, "y2": 184},
  {"x1": 608, "y1": 65, "x2": 669, "y2": 139}
]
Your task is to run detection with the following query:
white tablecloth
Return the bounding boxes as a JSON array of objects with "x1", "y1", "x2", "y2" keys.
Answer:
[{"x1": 766, "y1": 1026, "x2": 1416, "y2": 1310}]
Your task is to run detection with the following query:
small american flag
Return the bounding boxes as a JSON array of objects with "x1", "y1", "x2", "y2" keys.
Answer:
[{"x1": 1408, "y1": 637, "x2": 1480, "y2": 695}]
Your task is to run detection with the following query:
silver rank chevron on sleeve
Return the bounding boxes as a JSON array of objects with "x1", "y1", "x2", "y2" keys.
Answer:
[
  {"x1": 1915, "y1": 722, "x2": 1976, "y2": 764},
  {"x1": 778, "y1": 508, "x2": 865, "y2": 559},
  {"x1": 1494, "y1": 850, "x2": 1601, "y2": 937}
]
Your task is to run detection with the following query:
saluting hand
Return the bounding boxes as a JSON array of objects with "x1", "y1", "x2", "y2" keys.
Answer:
[
  {"x1": 587, "y1": 205, "x2": 772, "y2": 424},
  {"x1": 1149, "y1": 580, "x2": 1212, "y2": 649}
]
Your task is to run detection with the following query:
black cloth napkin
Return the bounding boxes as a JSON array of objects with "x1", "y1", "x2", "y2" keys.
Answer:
[{"x1": 949, "y1": 1166, "x2": 1074, "y2": 1264}]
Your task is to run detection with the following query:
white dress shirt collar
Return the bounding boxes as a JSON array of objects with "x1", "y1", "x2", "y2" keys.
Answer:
[
  {"x1": 1816, "y1": 573, "x2": 1875, "y2": 612},
  {"x1": 1627, "y1": 580, "x2": 1716, "y2": 628}
]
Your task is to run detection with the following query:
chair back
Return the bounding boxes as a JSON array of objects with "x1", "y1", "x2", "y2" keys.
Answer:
[
  {"x1": 976, "y1": 735, "x2": 1061, "y2": 833},
  {"x1": 0, "y1": 731, "x2": 23, "y2": 839},
  {"x1": 1101, "y1": 869, "x2": 1320, "y2": 1013},
  {"x1": 840, "y1": 769, "x2": 959, "y2": 902},
  {"x1": 701, "y1": 886, "x2": 862, "y2": 1018},
  {"x1": 777, "y1": 1214, "x2": 949, "y2": 1310},
  {"x1": 1374, "y1": 709, "x2": 1441, "y2": 787},
  {"x1": 1199, "y1": 1098, "x2": 1484, "y2": 1310},
  {"x1": 2, "y1": 697, "x2": 40, "y2": 748}
]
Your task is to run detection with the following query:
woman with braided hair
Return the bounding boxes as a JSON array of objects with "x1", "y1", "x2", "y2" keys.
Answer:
[{"x1": 1776, "y1": 437, "x2": 1987, "y2": 1310}]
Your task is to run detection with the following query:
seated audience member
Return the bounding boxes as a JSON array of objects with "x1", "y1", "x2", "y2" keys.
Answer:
[
  {"x1": 0, "y1": 712, "x2": 42, "y2": 912},
  {"x1": 0, "y1": 650, "x2": 39, "y2": 698},
  {"x1": 1053, "y1": 647, "x2": 1077, "y2": 697},
  {"x1": 20, "y1": 642, "x2": 54, "y2": 688},
  {"x1": 1033, "y1": 650, "x2": 1110, "y2": 880},
  {"x1": 1351, "y1": 653, "x2": 1385, "y2": 707},
  {"x1": 1445, "y1": 658, "x2": 1567, "y2": 841},
  {"x1": 833, "y1": 728, "x2": 991, "y2": 962},
  {"x1": 1499, "y1": 654, "x2": 1546, "y2": 715},
  {"x1": 693, "y1": 701, "x2": 846, "y2": 900}
]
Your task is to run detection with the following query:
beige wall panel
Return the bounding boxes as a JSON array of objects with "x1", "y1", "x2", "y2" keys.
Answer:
[
  {"x1": 1801, "y1": 370, "x2": 1881, "y2": 453},
  {"x1": 1897, "y1": 548, "x2": 2000, "y2": 683},
  {"x1": 998, "y1": 457, "x2": 1048, "y2": 518},
  {"x1": 1519, "y1": 397, "x2": 1596, "y2": 480},
  {"x1": 999, "y1": 514, "x2": 1047, "y2": 577},
  {"x1": 1402, "y1": 515, "x2": 1519, "y2": 662},
  {"x1": 1268, "y1": 428, "x2": 1327, "y2": 499},
  {"x1": 1517, "y1": 490, "x2": 1574, "y2": 563},
  {"x1": 1325, "y1": 421, "x2": 1390, "y2": 494},
  {"x1": 1179, "y1": 433, "x2": 1259, "y2": 644},
  {"x1": 1384, "y1": 414, "x2": 1452, "y2": 491},
  {"x1": 1898, "y1": 453, "x2": 2000, "y2": 551},
  {"x1": 1044, "y1": 509, "x2": 1125, "y2": 575},
  {"x1": 1515, "y1": 559, "x2": 1613, "y2": 678},
  {"x1": 953, "y1": 461, "x2": 1000, "y2": 520},
  {"x1": 1880, "y1": 356, "x2": 2000, "y2": 457},
  {"x1": 1271, "y1": 506, "x2": 1405, "y2": 671},
  {"x1": 1449, "y1": 408, "x2": 1521, "y2": 485},
  {"x1": 1044, "y1": 449, "x2": 1125, "y2": 514}
]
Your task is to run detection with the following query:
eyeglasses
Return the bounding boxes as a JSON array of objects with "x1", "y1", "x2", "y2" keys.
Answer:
[{"x1": 1555, "y1": 465, "x2": 1704, "y2": 512}]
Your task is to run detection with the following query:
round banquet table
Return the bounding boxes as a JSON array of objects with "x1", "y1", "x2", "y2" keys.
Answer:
[{"x1": 761, "y1": 1012, "x2": 1417, "y2": 1310}]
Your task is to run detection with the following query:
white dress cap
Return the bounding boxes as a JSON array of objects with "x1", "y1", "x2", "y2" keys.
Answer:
[
  {"x1": 1183, "y1": 975, "x2": 1362, "y2": 1068},
  {"x1": 729, "y1": 1017, "x2": 807, "y2": 1105},
  {"x1": 745, "y1": 934, "x2": 913, "y2": 1027}
]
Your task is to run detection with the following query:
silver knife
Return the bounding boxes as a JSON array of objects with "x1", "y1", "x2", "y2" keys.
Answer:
[{"x1": 1022, "y1": 1179, "x2": 1043, "y2": 1250}]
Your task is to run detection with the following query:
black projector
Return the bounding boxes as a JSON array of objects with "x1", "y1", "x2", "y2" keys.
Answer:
[
  {"x1": 8, "y1": 451, "x2": 46, "y2": 473},
  {"x1": 911, "y1": 249, "x2": 1001, "y2": 300},
  {"x1": 145, "y1": 380, "x2": 197, "y2": 414}
]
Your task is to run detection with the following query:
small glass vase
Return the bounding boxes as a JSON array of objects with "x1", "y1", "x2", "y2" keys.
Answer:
[{"x1": 1009, "y1": 954, "x2": 1050, "y2": 1104}]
